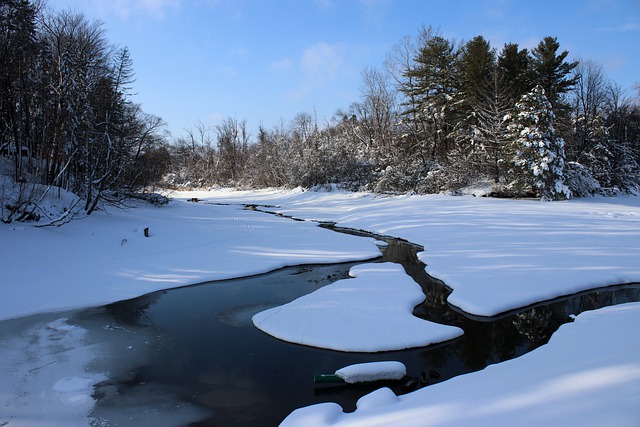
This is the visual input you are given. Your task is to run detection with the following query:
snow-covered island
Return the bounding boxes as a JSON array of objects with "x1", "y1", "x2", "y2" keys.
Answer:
[{"x1": 1, "y1": 188, "x2": 639, "y2": 426}]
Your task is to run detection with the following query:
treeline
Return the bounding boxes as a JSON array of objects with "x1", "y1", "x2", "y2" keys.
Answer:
[
  {"x1": 169, "y1": 27, "x2": 640, "y2": 199},
  {"x1": 1, "y1": 0, "x2": 168, "y2": 223}
]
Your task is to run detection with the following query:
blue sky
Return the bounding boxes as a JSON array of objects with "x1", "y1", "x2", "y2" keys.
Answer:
[{"x1": 50, "y1": 0, "x2": 639, "y2": 138}]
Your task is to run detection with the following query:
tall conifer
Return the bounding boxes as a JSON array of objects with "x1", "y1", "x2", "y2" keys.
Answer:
[{"x1": 506, "y1": 86, "x2": 571, "y2": 200}]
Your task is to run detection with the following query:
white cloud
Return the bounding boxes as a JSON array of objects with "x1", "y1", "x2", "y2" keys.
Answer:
[
  {"x1": 300, "y1": 42, "x2": 346, "y2": 80},
  {"x1": 207, "y1": 111, "x2": 226, "y2": 126},
  {"x1": 283, "y1": 42, "x2": 348, "y2": 101},
  {"x1": 604, "y1": 53, "x2": 627, "y2": 71}
]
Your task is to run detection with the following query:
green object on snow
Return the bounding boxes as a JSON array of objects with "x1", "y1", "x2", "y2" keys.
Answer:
[{"x1": 313, "y1": 374, "x2": 345, "y2": 383}]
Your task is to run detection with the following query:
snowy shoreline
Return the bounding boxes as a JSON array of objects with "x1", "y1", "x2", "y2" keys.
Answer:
[
  {"x1": 200, "y1": 189, "x2": 640, "y2": 317},
  {"x1": 1, "y1": 188, "x2": 639, "y2": 426},
  {"x1": 0, "y1": 195, "x2": 381, "y2": 322}
]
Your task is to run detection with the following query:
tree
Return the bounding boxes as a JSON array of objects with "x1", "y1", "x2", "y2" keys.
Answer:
[
  {"x1": 385, "y1": 33, "x2": 422, "y2": 159},
  {"x1": 497, "y1": 43, "x2": 532, "y2": 105},
  {"x1": 601, "y1": 83, "x2": 640, "y2": 191},
  {"x1": 401, "y1": 29, "x2": 459, "y2": 164},
  {"x1": 471, "y1": 69, "x2": 513, "y2": 183},
  {"x1": 454, "y1": 36, "x2": 498, "y2": 180},
  {"x1": 530, "y1": 36, "x2": 578, "y2": 112},
  {"x1": 381, "y1": 32, "x2": 430, "y2": 189},
  {"x1": 1, "y1": 3, "x2": 170, "y2": 223},
  {"x1": 40, "y1": 10, "x2": 111, "y2": 201},
  {"x1": 458, "y1": 36, "x2": 496, "y2": 106},
  {"x1": 339, "y1": 66, "x2": 396, "y2": 165},
  {"x1": 243, "y1": 122, "x2": 292, "y2": 187},
  {"x1": 563, "y1": 58, "x2": 613, "y2": 192},
  {"x1": 568, "y1": 59, "x2": 608, "y2": 159},
  {"x1": 0, "y1": 0, "x2": 39, "y2": 182},
  {"x1": 83, "y1": 46, "x2": 138, "y2": 214},
  {"x1": 216, "y1": 117, "x2": 248, "y2": 183},
  {"x1": 506, "y1": 85, "x2": 571, "y2": 200}
]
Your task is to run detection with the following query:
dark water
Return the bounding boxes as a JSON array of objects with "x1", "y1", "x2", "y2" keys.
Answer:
[{"x1": 77, "y1": 234, "x2": 640, "y2": 427}]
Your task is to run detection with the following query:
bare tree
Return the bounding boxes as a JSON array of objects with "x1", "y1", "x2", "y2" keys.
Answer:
[
  {"x1": 216, "y1": 117, "x2": 249, "y2": 183},
  {"x1": 471, "y1": 69, "x2": 513, "y2": 183},
  {"x1": 569, "y1": 58, "x2": 609, "y2": 161},
  {"x1": 346, "y1": 67, "x2": 396, "y2": 158}
]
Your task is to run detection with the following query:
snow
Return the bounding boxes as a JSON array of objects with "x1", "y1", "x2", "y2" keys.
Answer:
[
  {"x1": 1, "y1": 187, "x2": 639, "y2": 426},
  {"x1": 206, "y1": 190, "x2": 640, "y2": 317},
  {"x1": 0, "y1": 196, "x2": 381, "y2": 321},
  {"x1": 335, "y1": 361, "x2": 407, "y2": 384},
  {"x1": 252, "y1": 263, "x2": 463, "y2": 352},
  {"x1": 280, "y1": 302, "x2": 640, "y2": 427}
]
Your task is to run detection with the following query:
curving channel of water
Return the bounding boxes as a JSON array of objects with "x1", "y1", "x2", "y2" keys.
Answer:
[
  {"x1": 2, "y1": 209, "x2": 639, "y2": 426},
  {"x1": 87, "y1": 222, "x2": 639, "y2": 426}
]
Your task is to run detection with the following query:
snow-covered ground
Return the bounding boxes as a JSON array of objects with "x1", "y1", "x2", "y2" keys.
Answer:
[
  {"x1": 1, "y1": 187, "x2": 639, "y2": 426},
  {"x1": 0, "y1": 195, "x2": 380, "y2": 321},
  {"x1": 192, "y1": 189, "x2": 640, "y2": 316}
]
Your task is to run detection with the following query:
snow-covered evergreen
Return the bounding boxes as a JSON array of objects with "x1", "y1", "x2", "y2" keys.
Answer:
[{"x1": 506, "y1": 86, "x2": 571, "y2": 200}]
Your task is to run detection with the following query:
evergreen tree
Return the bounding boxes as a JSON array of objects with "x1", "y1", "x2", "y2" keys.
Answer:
[
  {"x1": 506, "y1": 85, "x2": 571, "y2": 200},
  {"x1": 455, "y1": 36, "x2": 499, "y2": 178},
  {"x1": 497, "y1": 43, "x2": 532, "y2": 104},
  {"x1": 458, "y1": 36, "x2": 496, "y2": 106},
  {"x1": 530, "y1": 37, "x2": 578, "y2": 111},
  {"x1": 402, "y1": 33, "x2": 459, "y2": 163}
]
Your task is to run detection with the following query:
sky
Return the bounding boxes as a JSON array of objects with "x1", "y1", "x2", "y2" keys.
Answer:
[{"x1": 48, "y1": 0, "x2": 640, "y2": 139}]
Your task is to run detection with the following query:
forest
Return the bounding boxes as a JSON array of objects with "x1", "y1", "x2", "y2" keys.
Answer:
[{"x1": 2, "y1": 0, "x2": 639, "y2": 224}]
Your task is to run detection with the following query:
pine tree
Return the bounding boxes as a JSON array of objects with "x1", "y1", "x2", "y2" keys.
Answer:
[
  {"x1": 506, "y1": 85, "x2": 571, "y2": 200},
  {"x1": 530, "y1": 37, "x2": 578, "y2": 112},
  {"x1": 497, "y1": 43, "x2": 532, "y2": 105},
  {"x1": 458, "y1": 36, "x2": 496, "y2": 106},
  {"x1": 455, "y1": 36, "x2": 499, "y2": 179},
  {"x1": 402, "y1": 33, "x2": 458, "y2": 163}
]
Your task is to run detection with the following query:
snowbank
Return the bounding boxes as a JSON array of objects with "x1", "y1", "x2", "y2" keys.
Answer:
[
  {"x1": 201, "y1": 189, "x2": 640, "y2": 317},
  {"x1": 0, "y1": 198, "x2": 380, "y2": 321},
  {"x1": 252, "y1": 263, "x2": 463, "y2": 352},
  {"x1": 280, "y1": 302, "x2": 640, "y2": 427},
  {"x1": 335, "y1": 361, "x2": 407, "y2": 384}
]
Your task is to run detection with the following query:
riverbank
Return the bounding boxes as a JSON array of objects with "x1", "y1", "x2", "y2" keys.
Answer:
[
  {"x1": 186, "y1": 189, "x2": 640, "y2": 317},
  {"x1": 1, "y1": 188, "x2": 639, "y2": 426},
  {"x1": 0, "y1": 194, "x2": 380, "y2": 321}
]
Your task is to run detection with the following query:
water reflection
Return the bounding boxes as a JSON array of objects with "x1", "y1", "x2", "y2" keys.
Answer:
[{"x1": 83, "y1": 236, "x2": 640, "y2": 426}]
